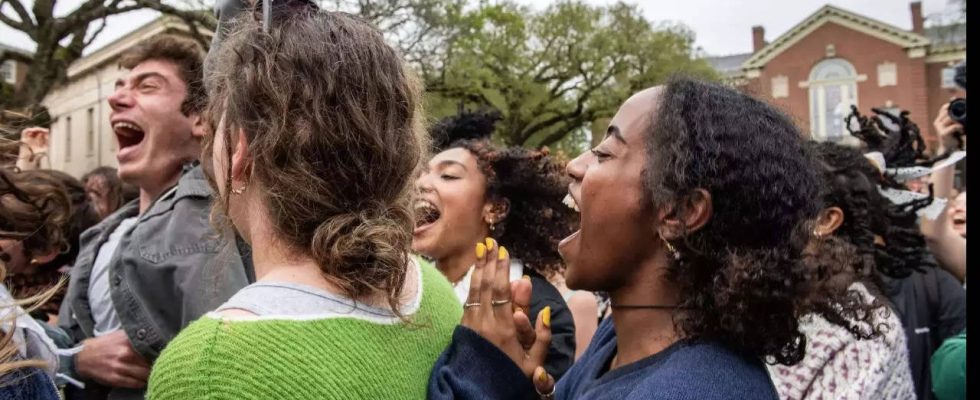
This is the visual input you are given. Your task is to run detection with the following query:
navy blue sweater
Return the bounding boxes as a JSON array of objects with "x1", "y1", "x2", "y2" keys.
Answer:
[{"x1": 429, "y1": 318, "x2": 779, "y2": 400}]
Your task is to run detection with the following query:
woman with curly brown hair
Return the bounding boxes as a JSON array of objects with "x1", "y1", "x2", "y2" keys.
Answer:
[
  {"x1": 428, "y1": 77, "x2": 879, "y2": 400},
  {"x1": 146, "y1": 3, "x2": 460, "y2": 399},
  {"x1": 414, "y1": 110, "x2": 581, "y2": 378},
  {"x1": 767, "y1": 141, "x2": 913, "y2": 399}
]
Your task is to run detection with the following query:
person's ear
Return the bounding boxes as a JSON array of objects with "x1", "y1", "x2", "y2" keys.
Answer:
[
  {"x1": 31, "y1": 247, "x2": 60, "y2": 266},
  {"x1": 657, "y1": 189, "x2": 713, "y2": 240},
  {"x1": 230, "y1": 129, "x2": 251, "y2": 184},
  {"x1": 813, "y1": 207, "x2": 844, "y2": 237},
  {"x1": 482, "y1": 198, "x2": 511, "y2": 227},
  {"x1": 190, "y1": 114, "x2": 208, "y2": 139}
]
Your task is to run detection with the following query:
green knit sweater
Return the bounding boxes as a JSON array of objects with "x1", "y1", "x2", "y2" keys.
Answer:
[{"x1": 147, "y1": 262, "x2": 461, "y2": 399}]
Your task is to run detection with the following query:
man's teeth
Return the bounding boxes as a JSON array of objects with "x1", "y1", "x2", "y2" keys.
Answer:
[
  {"x1": 563, "y1": 194, "x2": 580, "y2": 212},
  {"x1": 113, "y1": 122, "x2": 142, "y2": 133}
]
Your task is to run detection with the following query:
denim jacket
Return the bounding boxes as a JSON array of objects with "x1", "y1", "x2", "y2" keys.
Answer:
[{"x1": 54, "y1": 164, "x2": 254, "y2": 400}]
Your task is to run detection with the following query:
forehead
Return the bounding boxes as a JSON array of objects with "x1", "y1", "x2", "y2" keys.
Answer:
[
  {"x1": 429, "y1": 147, "x2": 478, "y2": 168},
  {"x1": 609, "y1": 87, "x2": 661, "y2": 144},
  {"x1": 120, "y1": 59, "x2": 184, "y2": 84}
]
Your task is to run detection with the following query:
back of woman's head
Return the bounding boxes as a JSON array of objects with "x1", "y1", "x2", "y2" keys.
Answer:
[
  {"x1": 1, "y1": 169, "x2": 72, "y2": 267},
  {"x1": 206, "y1": 8, "x2": 425, "y2": 308},
  {"x1": 646, "y1": 77, "x2": 822, "y2": 365},
  {"x1": 809, "y1": 141, "x2": 930, "y2": 279},
  {"x1": 22, "y1": 170, "x2": 99, "y2": 270}
]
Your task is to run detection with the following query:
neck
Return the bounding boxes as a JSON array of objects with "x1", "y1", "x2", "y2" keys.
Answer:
[
  {"x1": 245, "y1": 206, "x2": 336, "y2": 292},
  {"x1": 437, "y1": 249, "x2": 478, "y2": 285},
  {"x1": 609, "y1": 256, "x2": 681, "y2": 369},
  {"x1": 137, "y1": 171, "x2": 183, "y2": 214}
]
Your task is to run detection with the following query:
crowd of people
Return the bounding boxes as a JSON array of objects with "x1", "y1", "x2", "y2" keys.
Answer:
[{"x1": 0, "y1": 1, "x2": 967, "y2": 399}]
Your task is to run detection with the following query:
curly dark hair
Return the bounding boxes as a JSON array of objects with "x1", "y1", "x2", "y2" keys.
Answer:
[
  {"x1": 810, "y1": 142, "x2": 934, "y2": 280},
  {"x1": 643, "y1": 77, "x2": 879, "y2": 365},
  {"x1": 431, "y1": 109, "x2": 577, "y2": 277}
]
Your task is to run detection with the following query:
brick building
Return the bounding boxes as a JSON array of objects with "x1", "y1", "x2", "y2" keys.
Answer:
[{"x1": 709, "y1": 2, "x2": 965, "y2": 150}]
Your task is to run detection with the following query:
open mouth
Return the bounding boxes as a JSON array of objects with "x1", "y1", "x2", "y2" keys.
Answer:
[
  {"x1": 113, "y1": 121, "x2": 145, "y2": 150},
  {"x1": 559, "y1": 192, "x2": 582, "y2": 248},
  {"x1": 563, "y1": 193, "x2": 580, "y2": 213},
  {"x1": 414, "y1": 200, "x2": 441, "y2": 233}
]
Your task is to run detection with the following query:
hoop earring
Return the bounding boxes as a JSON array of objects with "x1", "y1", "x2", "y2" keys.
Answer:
[{"x1": 663, "y1": 237, "x2": 680, "y2": 260}]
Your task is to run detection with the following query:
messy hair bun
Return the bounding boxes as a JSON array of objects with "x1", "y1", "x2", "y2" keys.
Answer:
[{"x1": 206, "y1": 9, "x2": 426, "y2": 312}]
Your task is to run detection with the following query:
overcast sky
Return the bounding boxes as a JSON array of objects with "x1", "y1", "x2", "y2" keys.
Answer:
[{"x1": 0, "y1": 0, "x2": 961, "y2": 57}]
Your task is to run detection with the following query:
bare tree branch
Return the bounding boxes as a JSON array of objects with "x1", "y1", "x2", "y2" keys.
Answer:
[{"x1": 0, "y1": 0, "x2": 34, "y2": 31}]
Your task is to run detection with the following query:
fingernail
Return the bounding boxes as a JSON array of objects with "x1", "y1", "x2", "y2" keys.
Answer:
[
  {"x1": 498, "y1": 246, "x2": 508, "y2": 261},
  {"x1": 476, "y1": 243, "x2": 486, "y2": 258},
  {"x1": 522, "y1": 274, "x2": 530, "y2": 281},
  {"x1": 485, "y1": 237, "x2": 494, "y2": 249},
  {"x1": 542, "y1": 306, "x2": 551, "y2": 328},
  {"x1": 537, "y1": 367, "x2": 548, "y2": 384}
]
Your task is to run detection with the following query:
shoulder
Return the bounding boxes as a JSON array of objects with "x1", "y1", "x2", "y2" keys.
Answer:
[
  {"x1": 148, "y1": 317, "x2": 233, "y2": 398},
  {"x1": 639, "y1": 341, "x2": 776, "y2": 399},
  {"x1": 417, "y1": 257, "x2": 463, "y2": 322}
]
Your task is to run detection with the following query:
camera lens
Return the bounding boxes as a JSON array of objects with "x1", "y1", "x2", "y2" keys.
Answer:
[{"x1": 948, "y1": 98, "x2": 967, "y2": 124}]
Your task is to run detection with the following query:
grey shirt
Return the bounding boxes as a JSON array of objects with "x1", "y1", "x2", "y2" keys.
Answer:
[{"x1": 88, "y1": 216, "x2": 137, "y2": 336}]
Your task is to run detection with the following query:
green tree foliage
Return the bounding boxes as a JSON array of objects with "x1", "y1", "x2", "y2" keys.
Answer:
[{"x1": 422, "y1": 0, "x2": 718, "y2": 152}]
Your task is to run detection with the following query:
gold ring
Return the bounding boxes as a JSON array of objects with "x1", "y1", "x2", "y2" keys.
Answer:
[{"x1": 491, "y1": 299, "x2": 511, "y2": 306}]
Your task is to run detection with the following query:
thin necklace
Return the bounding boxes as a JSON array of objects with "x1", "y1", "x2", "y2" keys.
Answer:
[{"x1": 610, "y1": 304, "x2": 688, "y2": 310}]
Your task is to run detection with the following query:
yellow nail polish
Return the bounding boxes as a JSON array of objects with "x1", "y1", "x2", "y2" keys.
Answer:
[
  {"x1": 498, "y1": 246, "x2": 508, "y2": 261},
  {"x1": 537, "y1": 368, "x2": 548, "y2": 383},
  {"x1": 485, "y1": 237, "x2": 494, "y2": 249},
  {"x1": 542, "y1": 306, "x2": 551, "y2": 328},
  {"x1": 476, "y1": 243, "x2": 486, "y2": 258}
]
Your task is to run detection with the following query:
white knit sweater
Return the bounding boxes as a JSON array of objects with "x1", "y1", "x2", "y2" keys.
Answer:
[{"x1": 768, "y1": 282, "x2": 915, "y2": 400}]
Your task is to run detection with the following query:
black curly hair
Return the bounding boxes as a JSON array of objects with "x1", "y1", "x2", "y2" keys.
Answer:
[
  {"x1": 430, "y1": 109, "x2": 577, "y2": 277},
  {"x1": 808, "y1": 141, "x2": 932, "y2": 280},
  {"x1": 643, "y1": 77, "x2": 880, "y2": 365}
]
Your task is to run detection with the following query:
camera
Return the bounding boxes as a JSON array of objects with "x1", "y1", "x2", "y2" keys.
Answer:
[{"x1": 948, "y1": 98, "x2": 966, "y2": 128}]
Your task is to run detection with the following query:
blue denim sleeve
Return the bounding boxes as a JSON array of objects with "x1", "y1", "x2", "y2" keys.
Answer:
[{"x1": 428, "y1": 325, "x2": 537, "y2": 400}]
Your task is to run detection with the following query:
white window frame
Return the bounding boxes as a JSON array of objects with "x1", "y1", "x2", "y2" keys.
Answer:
[
  {"x1": 771, "y1": 75, "x2": 789, "y2": 98},
  {"x1": 808, "y1": 58, "x2": 859, "y2": 142},
  {"x1": 1, "y1": 60, "x2": 15, "y2": 84},
  {"x1": 941, "y1": 67, "x2": 957, "y2": 89},
  {"x1": 877, "y1": 62, "x2": 897, "y2": 87}
]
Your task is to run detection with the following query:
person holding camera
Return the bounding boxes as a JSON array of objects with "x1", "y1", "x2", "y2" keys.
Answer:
[
  {"x1": 921, "y1": 61, "x2": 966, "y2": 400},
  {"x1": 921, "y1": 62, "x2": 966, "y2": 284}
]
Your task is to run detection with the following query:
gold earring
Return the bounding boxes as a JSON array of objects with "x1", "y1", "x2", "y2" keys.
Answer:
[
  {"x1": 663, "y1": 237, "x2": 680, "y2": 260},
  {"x1": 231, "y1": 184, "x2": 247, "y2": 195}
]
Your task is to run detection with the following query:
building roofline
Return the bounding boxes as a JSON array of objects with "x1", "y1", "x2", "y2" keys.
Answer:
[
  {"x1": 743, "y1": 4, "x2": 931, "y2": 70},
  {"x1": 65, "y1": 15, "x2": 212, "y2": 79}
]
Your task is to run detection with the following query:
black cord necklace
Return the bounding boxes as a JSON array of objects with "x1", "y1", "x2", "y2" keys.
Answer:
[{"x1": 609, "y1": 304, "x2": 688, "y2": 310}]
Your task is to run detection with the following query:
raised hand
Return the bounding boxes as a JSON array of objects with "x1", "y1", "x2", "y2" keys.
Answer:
[{"x1": 461, "y1": 238, "x2": 553, "y2": 381}]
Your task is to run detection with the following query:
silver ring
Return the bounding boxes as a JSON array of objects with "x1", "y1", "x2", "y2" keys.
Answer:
[
  {"x1": 491, "y1": 299, "x2": 511, "y2": 306},
  {"x1": 463, "y1": 302, "x2": 481, "y2": 309}
]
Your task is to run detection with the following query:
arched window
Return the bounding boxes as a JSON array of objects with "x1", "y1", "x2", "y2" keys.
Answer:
[{"x1": 808, "y1": 58, "x2": 859, "y2": 142}]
